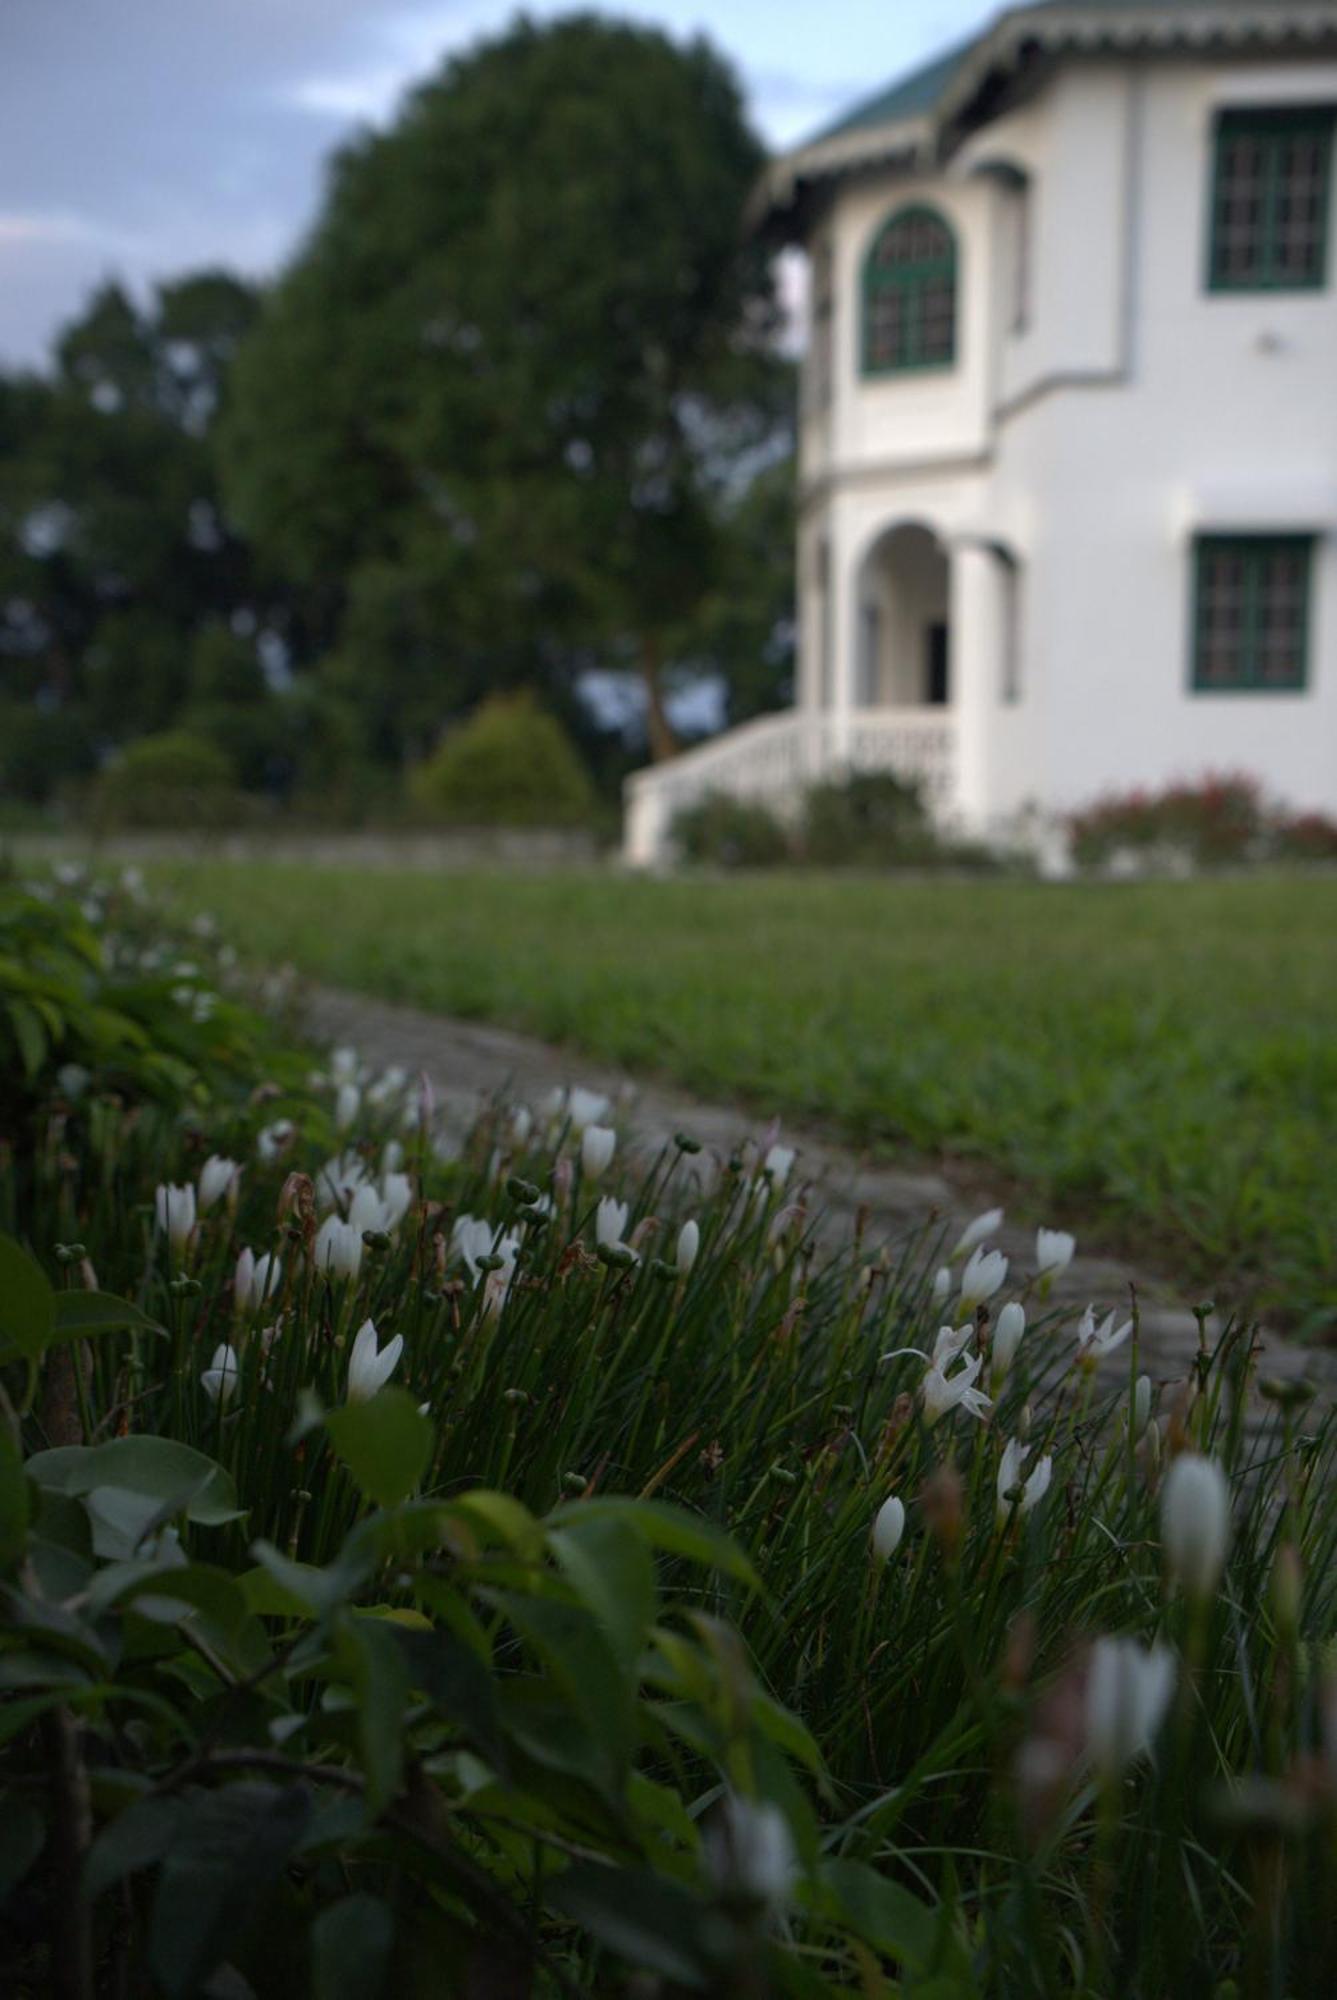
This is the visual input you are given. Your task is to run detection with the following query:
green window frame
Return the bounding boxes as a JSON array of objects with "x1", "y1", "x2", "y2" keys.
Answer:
[
  {"x1": 862, "y1": 205, "x2": 958, "y2": 375},
  {"x1": 1191, "y1": 534, "x2": 1314, "y2": 693},
  {"x1": 1207, "y1": 106, "x2": 1335, "y2": 292}
]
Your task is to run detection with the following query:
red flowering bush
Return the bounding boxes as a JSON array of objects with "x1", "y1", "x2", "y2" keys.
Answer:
[{"x1": 1069, "y1": 773, "x2": 1336, "y2": 872}]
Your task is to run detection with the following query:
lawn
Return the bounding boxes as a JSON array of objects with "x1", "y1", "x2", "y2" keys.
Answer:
[{"x1": 151, "y1": 860, "x2": 1337, "y2": 1337}]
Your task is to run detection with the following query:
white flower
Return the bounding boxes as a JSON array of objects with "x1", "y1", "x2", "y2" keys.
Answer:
[
  {"x1": 201, "y1": 1343, "x2": 240, "y2": 1405},
  {"x1": 996, "y1": 1438, "x2": 1053, "y2": 1522},
  {"x1": 314, "y1": 1215, "x2": 363, "y2": 1281},
  {"x1": 1076, "y1": 1305, "x2": 1133, "y2": 1363},
  {"x1": 763, "y1": 1143, "x2": 795, "y2": 1188},
  {"x1": 318, "y1": 1151, "x2": 368, "y2": 1210},
  {"x1": 382, "y1": 1139, "x2": 405, "y2": 1175},
  {"x1": 57, "y1": 1062, "x2": 92, "y2": 1100},
  {"x1": 992, "y1": 1301, "x2": 1026, "y2": 1378},
  {"x1": 335, "y1": 1081, "x2": 361, "y2": 1132},
  {"x1": 704, "y1": 1795, "x2": 796, "y2": 1911},
  {"x1": 1085, "y1": 1637, "x2": 1176, "y2": 1777},
  {"x1": 348, "y1": 1182, "x2": 390, "y2": 1236},
  {"x1": 347, "y1": 1317, "x2": 403, "y2": 1401},
  {"x1": 1161, "y1": 1454, "x2": 1230, "y2": 1600},
  {"x1": 234, "y1": 1247, "x2": 282, "y2": 1313},
  {"x1": 256, "y1": 1119, "x2": 295, "y2": 1163},
  {"x1": 931, "y1": 1265, "x2": 952, "y2": 1304},
  {"x1": 595, "y1": 1197, "x2": 631, "y2": 1250},
  {"x1": 366, "y1": 1065, "x2": 407, "y2": 1107},
  {"x1": 960, "y1": 1245, "x2": 1008, "y2": 1307},
  {"x1": 511, "y1": 1106, "x2": 534, "y2": 1144},
  {"x1": 581, "y1": 1124, "x2": 616, "y2": 1179},
  {"x1": 1036, "y1": 1228, "x2": 1076, "y2": 1277},
  {"x1": 380, "y1": 1171, "x2": 413, "y2": 1231},
  {"x1": 546, "y1": 1085, "x2": 611, "y2": 1131},
  {"x1": 952, "y1": 1207, "x2": 1003, "y2": 1259},
  {"x1": 1132, "y1": 1374, "x2": 1153, "y2": 1438},
  {"x1": 931, "y1": 1323, "x2": 974, "y2": 1369},
  {"x1": 871, "y1": 1495, "x2": 906, "y2": 1564},
  {"x1": 331, "y1": 1046, "x2": 359, "y2": 1083},
  {"x1": 675, "y1": 1219, "x2": 700, "y2": 1274},
  {"x1": 197, "y1": 1155, "x2": 241, "y2": 1213},
  {"x1": 922, "y1": 1350, "x2": 992, "y2": 1425},
  {"x1": 154, "y1": 1183, "x2": 196, "y2": 1250}
]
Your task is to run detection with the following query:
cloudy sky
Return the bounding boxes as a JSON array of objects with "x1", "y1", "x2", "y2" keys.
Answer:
[{"x1": 0, "y1": 0, "x2": 996, "y2": 371}]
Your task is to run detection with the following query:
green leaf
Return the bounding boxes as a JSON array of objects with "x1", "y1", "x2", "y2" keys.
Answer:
[
  {"x1": 26, "y1": 1437, "x2": 242, "y2": 1527},
  {"x1": 249, "y1": 1541, "x2": 372, "y2": 1621},
  {"x1": 7, "y1": 996, "x2": 48, "y2": 1077},
  {"x1": 548, "y1": 1863, "x2": 715, "y2": 1986},
  {"x1": 546, "y1": 1497, "x2": 760, "y2": 1591},
  {"x1": 0, "y1": 1799, "x2": 45, "y2": 1897},
  {"x1": 311, "y1": 1894, "x2": 394, "y2": 2000},
  {"x1": 548, "y1": 1512, "x2": 656, "y2": 1675},
  {"x1": 484, "y1": 1588, "x2": 632, "y2": 1798},
  {"x1": 388, "y1": 1622, "x2": 505, "y2": 1769},
  {"x1": 344, "y1": 1616, "x2": 410, "y2": 1815},
  {"x1": 51, "y1": 1291, "x2": 164, "y2": 1341},
  {"x1": 147, "y1": 1783, "x2": 312, "y2": 1999},
  {"x1": 816, "y1": 1858, "x2": 938, "y2": 1972},
  {"x1": 325, "y1": 1389, "x2": 433, "y2": 1509},
  {"x1": 0, "y1": 1232, "x2": 54, "y2": 1361},
  {"x1": 0, "y1": 1424, "x2": 28, "y2": 1570}
]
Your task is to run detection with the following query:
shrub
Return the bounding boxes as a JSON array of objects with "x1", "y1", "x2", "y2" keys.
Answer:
[
  {"x1": 801, "y1": 769, "x2": 933, "y2": 868},
  {"x1": 0, "y1": 702, "x2": 98, "y2": 806},
  {"x1": 671, "y1": 789, "x2": 791, "y2": 867},
  {"x1": 410, "y1": 692, "x2": 595, "y2": 828},
  {"x1": 91, "y1": 730, "x2": 241, "y2": 830},
  {"x1": 1069, "y1": 773, "x2": 1269, "y2": 872},
  {"x1": 1272, "y1": 809, "x2": 1337, "y2": 862}
]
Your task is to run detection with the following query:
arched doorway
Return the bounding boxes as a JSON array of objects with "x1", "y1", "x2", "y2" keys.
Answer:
[{"x1": 856, "y1": 522, "x2": 951, "y2": 708}]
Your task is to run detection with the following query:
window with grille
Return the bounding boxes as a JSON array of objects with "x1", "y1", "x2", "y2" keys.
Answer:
[
  {"x1": 1208, "y1": 107, "x2": 1334, "y2": 291},
  {"x1": 1192, "y1": 536, "x2": 1314, "y2": 691},
  {"x1": 862, "y1": 206, "x2": 958, "y2": 374}
]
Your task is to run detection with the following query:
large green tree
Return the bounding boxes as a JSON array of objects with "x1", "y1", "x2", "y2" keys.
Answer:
[{"x1": 220, "y1": 12, "x2": 790, "y2": 763}]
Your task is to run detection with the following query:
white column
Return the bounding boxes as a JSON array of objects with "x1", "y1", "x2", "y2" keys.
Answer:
[
  {"x1": 948, "y1": 540, "x2": 1004, "y2": 833},
  {"x1": 828, "y1": 527, "x2": 860, "y2": 768}
]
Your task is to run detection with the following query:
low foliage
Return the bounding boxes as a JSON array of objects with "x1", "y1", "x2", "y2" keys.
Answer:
[
  {"x1": 91, "y1": 732, "x2": 241, "y2": 832},
  {"x1": 671, "y1": 790, "x2": 791, "y2": 868},
  {"x1": 672, "y1": 773, "x2": 1003, "y2": 872},
  {"x1": 2, "y1": 874, "x2": 1335, "y2": 1996},
  {"x1": 410, "y1": 694, "x2": 596, "y2": 830},
  {"x1": 1069, "y1": 772, "x2": 1337, "y2": 873}
]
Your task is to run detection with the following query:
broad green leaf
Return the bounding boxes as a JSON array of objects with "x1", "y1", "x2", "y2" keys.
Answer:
[
  {"x1": 325, "y1": 1389, "x2": 433, "y2": 1509},
  {"x1": 484, "y1": 1587, "x2": 633, "y2": 1796},
  {"x1": 548, "y1": 1512, "x2": 656, "y2": 1674},
  {"x1": 146, "y1": 1783, "x2": 312, "y2": 1998},
  {"x1": 248, "y1": 1540, "x2": 371, "y2": 1621},
  {"x1": 546, "y1": 1497, "x2": 760, "y2": 1591},
  {"x1": 0, "y1": 1232, "x2": 54, "y2": 1361},
  {"x1": 6, "y1": 996, "x2": 47, "y2": 1077},
  {"x1": 25, "y1": 1437, "x2": 242, "y2": 1527},
  {"x1": 344, "y1": 1616, "x2": 411, "y2": 1815},
  {"x1": 0, "y1": 1423, "x2": 28, "y2": 1569},
  {"x1": 311, "y1": 1894, "x2": 394, "y2": 2000},
  {"x1": 389, "y1": 1622, "x2": 505, "y2": 1768},
  {"x1": 548, "y1": 1863, "x2": 715, "y2": 1987},
  {"x1": 816, "y1": 1859, "x2": 937, "y2": 1972},
  {"x1": 446, "y1": 1488, "x2": 542, "y2": 1556},
  {"x1": 51, "y1": 1291, "x2": 163, "y2": 1341}
]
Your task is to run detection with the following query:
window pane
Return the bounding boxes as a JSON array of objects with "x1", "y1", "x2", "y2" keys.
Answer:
[
  {"x1": 863, "y1": 207, "x2": 957, "y2": 373},
  {"x1": 1212, "y1": 111, "x2": 1333, "y2": 290},
  {"x1": 1196, "y1": 539, "x2": 1311, "y2": 690}
]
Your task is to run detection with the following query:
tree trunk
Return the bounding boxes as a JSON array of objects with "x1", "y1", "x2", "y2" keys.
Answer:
[{"x1": 640, "y1": 633, "x2": 678, "y2": 763}]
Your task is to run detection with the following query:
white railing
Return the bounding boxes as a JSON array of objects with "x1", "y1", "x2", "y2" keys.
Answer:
[{"x1": 623, "y1": 707, "x2": 958, "y2": 864}]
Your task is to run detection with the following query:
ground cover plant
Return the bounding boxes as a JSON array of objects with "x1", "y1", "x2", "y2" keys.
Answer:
[
  {"x1": 141, "y1": 859, "x2": 1337, "y2": 1340},
  {"x1": 2, "y1": 870, "x2": 1335, "y2": 1997}
]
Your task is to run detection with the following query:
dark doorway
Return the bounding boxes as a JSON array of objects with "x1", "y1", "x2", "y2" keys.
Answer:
[{"x1": 925, "y1": 621, "x2": 950, "y2": 705}]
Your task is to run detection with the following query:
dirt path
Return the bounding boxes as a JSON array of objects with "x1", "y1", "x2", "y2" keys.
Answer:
[{"x1": 305, "y1": 984, "x2": 1335, "y2": 1403}]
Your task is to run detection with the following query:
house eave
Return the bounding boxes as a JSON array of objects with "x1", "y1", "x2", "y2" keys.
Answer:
[{"x1": 755, "y1": 2, "x2": 1337, "y2": 238}]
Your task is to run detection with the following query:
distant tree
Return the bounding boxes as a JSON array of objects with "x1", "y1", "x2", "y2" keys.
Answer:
[{"x1": 221, "y1": 13, "x2": 790, "y2": 763}]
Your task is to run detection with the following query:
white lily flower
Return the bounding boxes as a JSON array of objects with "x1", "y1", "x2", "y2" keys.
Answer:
[
  {"x1": 57, "y1": 1062, "x2": 92, "y2": 1100},
  {"x1": 331, "y1": 1046, "x2": 359, "y2": 1083},
  {"x1": 511, "y1": 1106, "x2": 534, "y2": 1144},
  {"x1": 992, "y1": 1301, "x2": 1026, "y2": 1378},
  {"x1": 996, "y1": 1438, "x2": 1053, "y2": 1522},
  {"x1": 704, "y1": 1795, "x2": 796, "y2": 1911},
  {"x1": 763, "y1": 1143, "x2": 796, "y2": 1188},
  {"x1": 234, "y1": 1247, "x2": 282, "y2": 1313},
  {"x1": 1085, "y1": 1637, "x2": 1176, "y2": 1777},
  {"x1": 675, "y1": 1218, "x2": 700, "y2": 1274},
  {"x1": 197, "y1": 1155, "x2": 241, "y2": 1213},
  {"x1": 951, "y1": 1207, "x2": 1004, "y2": 1260},
  {"x1": 380, "y1": 1172, "x2": 414, "y2": 1231},
  {"x1": 1161, "y1": 1453, "x2": 1230, "y2": 1600},
  {"x1": 366, "y1": 1065, "x2": 408, "y2": 1107},
  {"x1": 348, "y1": 1183, "x2": 390, "y2": 1236},
  {"x1": 1076, "y1": 1305, "x2": 1133, "y2": 1363},
  {"x1": 871, "y1": 1494, "x2": 906, "y2": 1564},
  {"x1": 960, "y1": 1245, "x2": 1008, "y2": 1307},
  {"x1": 318, "y1": 1151, "x2": 368, "y2": 1210},
  {"x1": 335, "y1": 1081, "x2": 361, "y2": 1132},
  {"x1": 1036, "y1": 1227, "x2": 1076, "y2": 1277},
  {"x1": 154, "y1": 1183, "x2": 196, "y2": 1250},
  {"x1": 256, "y1": 1119, "x2": 295, "y2": 1163},
  {"x1": 201, "y1": 1343, "x2": 240, "y2": 1405},
  {"x1": 315, "y1": 1215, "x2": 363, "y2": 1280},
  {"x1": 931, "y1": 1323, "x2": 974, "y2": 1369},
  {"x1": 595, "y1": 1197, "x2": 631, "y2": 1250},
  {"x1": 581, "y1": 1124, "x2": 616, "y2": 1179},
  {"x1": 545, "y1": 1084, "x2": 611, "y2": 1131},
  {"x1": 922, "y1": 1350, "x2": 992, "y2": 1425},
  {"x1": 1132, "y1": 1374, "x2": 1153, "y2": 1438},
  {"x1": 931, "y1": 1265, "x2": 952, "y2": 1304},
  {"x1": 347, "y1": 1318, "x2": 403, "y2": 1401},
  {"x1": 382, "y1": 1139, "x2": 405, "y2": 1175}
]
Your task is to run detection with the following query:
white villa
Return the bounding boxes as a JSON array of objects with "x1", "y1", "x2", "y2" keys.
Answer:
[{"x1": 625, "y1": 0, "x2": 1337, "y2": 863}]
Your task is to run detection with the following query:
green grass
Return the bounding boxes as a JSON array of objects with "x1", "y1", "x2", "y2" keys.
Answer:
[{"x1": 151, "y1": 861, "x2": 1337, "y2": 1338}]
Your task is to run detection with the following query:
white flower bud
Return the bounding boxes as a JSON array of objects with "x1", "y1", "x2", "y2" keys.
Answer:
[
  {"x1": 871, "y1": 1494, "x2": 905, "y2": 1563},
  {"x1": 1161, "y1": 1453, "x2": 1230, "y2": 1600}
]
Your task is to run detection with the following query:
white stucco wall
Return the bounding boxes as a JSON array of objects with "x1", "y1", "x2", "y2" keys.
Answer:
[{"x1": 799, "y1": 49, "x2": 1337, "y2": 834}]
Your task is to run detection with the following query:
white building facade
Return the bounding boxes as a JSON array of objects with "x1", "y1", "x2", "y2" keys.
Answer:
[{"x1": 625, "y1": 0, "x2": 1337, "y2": 863}]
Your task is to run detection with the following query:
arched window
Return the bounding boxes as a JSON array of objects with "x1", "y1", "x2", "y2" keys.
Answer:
[{"x1": 862, "y1": 205, "x2": 958, "y2": 375}]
